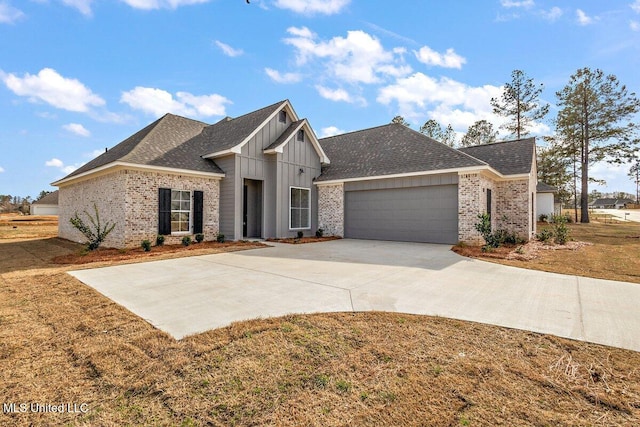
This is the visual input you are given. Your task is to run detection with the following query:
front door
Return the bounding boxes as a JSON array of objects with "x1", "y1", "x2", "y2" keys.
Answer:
[
  {"x1": 243, "y1": 184, "x2": 248, "y2": 237},
  {"x1": 243, "y1": 179, "x2": 263, "y2": 238}
]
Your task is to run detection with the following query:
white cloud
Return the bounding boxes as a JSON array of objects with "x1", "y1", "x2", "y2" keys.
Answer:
[
  {"x1": 120, "y1": 86, "x2": 230, "y2": 118},
  {"x1": 264, "y1": 68, "x2": 302, "y2": 84},
  {"x1": 377, "y1": 72, "x2": 508, "y2": 129},
  {"x1": 316, "y1": 86, "x2": 353, "y2": 103},
  {"x1": 120, "y1": 0, "x2": 209, "y2": 10},
  {"x1": 632, "y1": 0, "x2": 640, "y2": 13},
  {"x1": 215, "y1": 40, "x2": 243, "y2": 57},
  {"x1": 283, "y1": 26, "x2": 411, "y2": 84},
  {"x1": 45, "y1": 158, "x2": 79, "y2": 175},
  {"x1": 273, "y1": 0, "x2": 349, "y2": 15},
  {"x1": 2, "y1": 68, "x2": 105, "y2": 112},
  {"x1": 0, "y1": 166, "x2": 4, "y2": 173},
  {"x1": 576, "y1": 9, "x2": 593, "y2": 25},
  {"x1": 631, "y1": 20, "x2": 640, "y2": 31},
  {"x1": 414, "y1": 46, "x2": 466, "y2": 69},
  {"x1": 0, "y1": 1, "x2": 24, "y2": 24},
  {"x1": 541, "y1": 6, "x2": 562, "y2": 22},
  {"x1": 62, "y1": 0, "x2": 93, "y2": 16},
  {"x1": 500, "y1": 0, "x2": 534, "y2": 8},
  {"x1": 320, "y1": 126, "x2": 346, "y2": 138},
  {"x1": 63, "y1": 123, "x2": 91, "y2": 137}
]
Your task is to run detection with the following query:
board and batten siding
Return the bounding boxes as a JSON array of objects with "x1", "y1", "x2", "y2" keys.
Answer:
[{"x1": 215, "y1": 154, "x2": 238, "y2": 241}]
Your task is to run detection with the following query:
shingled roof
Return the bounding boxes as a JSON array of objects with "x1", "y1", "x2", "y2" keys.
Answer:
[
  {"x1": 537, "y1": 182, "x2": 557, "y2": 193},
  {"x1": 316, "y1": 124, "x2": 486, "y2": 182},
  {"x1": 197, "y1": 100, "x2": 287, "y2": 156},
  {"x1": 33, "y1": 190, "x2": 58, "y2": 205},
  {"x1": 458, "y1": 138, "x2": 535, "y2": 175},
  {"x1": 61, "y1": 114, "x2": 222, "y2": 180}
]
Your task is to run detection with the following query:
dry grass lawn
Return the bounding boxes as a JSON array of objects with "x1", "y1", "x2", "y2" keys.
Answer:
[
  {"x1": 455, "y1": 220, "x2": 640, "y2": 284},
  {"x1": 1, "y1": 215, "x2": 640, "y2": 426}
]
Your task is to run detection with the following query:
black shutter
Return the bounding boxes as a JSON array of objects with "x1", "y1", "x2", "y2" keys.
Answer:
[
  {"x1": 486, "y1": 189, "x2": 492, "y2": 219},
  {"x1": 158, "y1": 188, "x2": 171, "y2": 235},
  {"x1": 193, "y1": 190, "x2": 204, "y2": 234}
]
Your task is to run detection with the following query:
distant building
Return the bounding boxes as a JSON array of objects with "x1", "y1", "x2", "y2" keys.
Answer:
[{"x1": 30, "y1": 190, "x2": 59, "y2": 215}]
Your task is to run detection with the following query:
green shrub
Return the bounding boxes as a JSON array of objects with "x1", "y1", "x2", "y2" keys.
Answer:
[
  {"x1": 297, "y1": 231, "x2": 304, "y2": 239},
  {"x1": 69, "y1": 203, "x2": 116, "y2": 251},
  {"x1": 195, "y1": 233, "x2": 204, "y2": 243},
  {"x1": 156, "y1": 235, "x2": 165, "y2": 246},
  {"x1": 216, "y1": 233, "x2": 225, "y2": 243},
  {"x1": 315, "y1": 228, "x2": 324, "y2": 238},
  {"x1": 141, "y1": 240, "x2": 152, "y2": 252},
  {"x1": 536, "y1": 228, "x2": 553, "y2": 243},
  {"x1": 182, "y1": 236, "x2": 191, "y2": 246},
  {"x1": 551, "y1": 215, "x2": 570, "y2": 245},
  {"x1": 538, "y1": 213, "x2": 549, "y2": 222}
]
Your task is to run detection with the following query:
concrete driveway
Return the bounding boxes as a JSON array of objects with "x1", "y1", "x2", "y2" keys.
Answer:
[{"x1": 69, "y1": 239, "x2": 640, "y2": 352}]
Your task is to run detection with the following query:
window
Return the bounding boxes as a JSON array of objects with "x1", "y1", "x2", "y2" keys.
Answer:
[
  {"x1": 279, "y1": 110, "x2": 287, "y2": 123},
  {"x1": 297, "y1": 129, "x2": 305, "y2": 142},
  {"x1": 290, "y1": 187, "x2": 310, "y2": 230},
  {"x1": 171, "y1": 190, "x2": 191, "y2": 233}
]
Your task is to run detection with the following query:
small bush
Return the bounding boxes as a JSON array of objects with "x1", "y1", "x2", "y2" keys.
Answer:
[
  {"x1": 195, "y1": 233, "x2": 204, "y2": 243},
  {"x1": 141, "y1": 240, "x2": 152, "y2": 252},
  {"x1": 538, "y1": 213, "x2": 549, "y2": 222},
  {"x1": 216, "y1": 233, "x2": 225, "y2": 243},
  {"x1": 69, "y1": 203, "x2": 116, "y2": 251},
  {"x1": 551, "y1": 215, "x2": 570, "y2": 245},
  {"x1": 536, "y1": 228, "x2": 553, "y2": 243},
  {"x1": 297, "y1": 231, "x2": 304, "y2": 239},
  {"x1": 315, "y1": 228, "x2": 324, "y2": 238},
  {"x1": 182, "y1": 236, "x2": 191, "y2": 246},
  {"x1": 156, "y1": 235, "x2": 165, "y2": 246}
]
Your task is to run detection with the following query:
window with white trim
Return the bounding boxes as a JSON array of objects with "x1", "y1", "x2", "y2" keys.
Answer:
[
  {"x1": 297, "y1": 129, "x2": 305, "y2": 142},
  {"x1": 171, "y1": 190, "x2": 191, "y2": 233},
  {"x1": 279, "y1": 110, "x2": 287, "y2": 123},
  {"x1": 290, "y1": 187, "x2": 310, "y2": 230}
]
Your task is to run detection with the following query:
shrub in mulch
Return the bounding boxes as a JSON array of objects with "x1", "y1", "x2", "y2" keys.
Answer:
[
  {"x1": 265, "y1": 236, "x2": 342, "y2": 244},
  {"x1": 52, "y1": 240, "x2": 267, "y2": 265}
]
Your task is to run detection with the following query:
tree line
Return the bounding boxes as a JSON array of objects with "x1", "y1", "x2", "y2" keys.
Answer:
[
  {"x1": 0, "y1": 191, "x2": 52, "y2": 214},
  {"x1": 392, "y1": 68, "x2": 640, "y2": 223}
]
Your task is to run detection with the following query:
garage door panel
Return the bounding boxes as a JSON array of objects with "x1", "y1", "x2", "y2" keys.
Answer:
[{"x1": 344, "y1": 185, "x2": 458, "y2": 244}]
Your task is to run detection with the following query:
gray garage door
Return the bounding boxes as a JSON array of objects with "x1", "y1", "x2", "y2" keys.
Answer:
[{"x1": 344, "y1": 185, "x2": 458, "y2": 244}]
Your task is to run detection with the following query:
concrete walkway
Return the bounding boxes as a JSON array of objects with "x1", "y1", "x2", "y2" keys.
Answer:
[{"x1": 69, "y1": 239, "x2": 640, "y2": 352}]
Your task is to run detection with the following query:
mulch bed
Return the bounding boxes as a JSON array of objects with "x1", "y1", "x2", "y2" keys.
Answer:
[
  {"x1": 452, "y1": 240, "x2": 592, "y2": 261},
  {"x1": 52, "y1": 240, "x2": 268, "y2": 265},
  {"x1": 265, "y1": 236, "x2": 342, "y2": 244}
]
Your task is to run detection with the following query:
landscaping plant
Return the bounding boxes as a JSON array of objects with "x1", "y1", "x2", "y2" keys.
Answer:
[
  {"x1": 551, "y1": 214, "x2": 570, "y2": 245},
  {"x1": 141, "y1": 240, "x2": 152, "y2": 252},
  {"x1": 216, "y1": 233, "x2": 225, "y2": 243},
  {"x1": 195, "y1": 233, "x2": 204, "y2": 243},
  {"x1": 69, "y1": 203, "x2": 116, "y2": 251},
  {"x1": 156, "y1": 235, "x2": 165, "y2": 246},
  {"x1": 182, "y1": 236, "x2": 191, "y2": 246}
]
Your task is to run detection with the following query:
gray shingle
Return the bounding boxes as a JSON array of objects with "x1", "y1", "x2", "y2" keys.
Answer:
[
  {"x1": 264, "y1": 120, "x2": 305, "y2": 151},
  {"x1": 62, "y1": 114, "x2": 222, "y2": 179},
  {"x1": 458, "y1": 138, "x2": 535, "y2": 175},
  {"x1": 32, "y1": 190, "x2": 58, "y2": 205},
  {"x1": 536, "y1": 182, "x2": 557, "y2": 193},
  {"x1": 198, "y1": 100, "x2": 287, "y2": 155},
  {"x1": 316, "y1": 123, "x2": 487, "y2": 182}
]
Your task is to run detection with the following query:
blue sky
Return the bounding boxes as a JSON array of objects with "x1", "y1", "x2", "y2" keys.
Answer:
[{"x1": 1, "y1": 0, "x2": 639, "y2": 199}]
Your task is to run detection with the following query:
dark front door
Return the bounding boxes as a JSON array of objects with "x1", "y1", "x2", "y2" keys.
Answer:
[{"x1": 243, "y1": 179, "x2": 263, "y2": 238}]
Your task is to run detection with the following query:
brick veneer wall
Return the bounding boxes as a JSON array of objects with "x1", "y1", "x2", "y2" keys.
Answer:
[
  {"x1": 457, "y1": 173, "x2": 484, "y2": 245},
  {"x1": 58, "y1": 169, "x2": 221, "y2": 249},
  {"x1": 124, "y1": 170, "x2": 220, "y2": 247},
  {"x1": 495, "y1": 179, "x2": 530, "y2": 238},
  {"x1": 317, "y1": 183, "x2": 344, "y2": 236},
  {"x1": 458, "y1": 173, "x2": 533, "y2": 244},
  {"x1": 59, "y1": 171, "x2": 127, "y2": 248}
]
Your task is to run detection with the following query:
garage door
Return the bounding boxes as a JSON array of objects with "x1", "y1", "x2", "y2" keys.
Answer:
[{"x1": 344, "y1": 185, "x2": 458, "y2": 244}]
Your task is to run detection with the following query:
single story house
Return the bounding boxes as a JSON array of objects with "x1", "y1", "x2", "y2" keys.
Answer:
[
  {"x1": 590, "y1": 198, "x2": 635, "y2": 209},
  {"x1": 53, "y1": 100, "x2": 537, "y2": 248},
  {"x1": 30, "y1": 190, "x2": 59, "y2": 215},
  {"x1": 535, "y1": 182, "x2": 558, "y2": 218}
]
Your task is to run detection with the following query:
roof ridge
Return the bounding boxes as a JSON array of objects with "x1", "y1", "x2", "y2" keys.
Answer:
[
  {"x1": 223, "y1": 99, "x2": 287, "y2": 122},
  {"x1": 319, "y1": 122, "x2": 399, "y2": 141},
  {"x1": 460, "y1": 137, "x2": 536, "y2": 149}
]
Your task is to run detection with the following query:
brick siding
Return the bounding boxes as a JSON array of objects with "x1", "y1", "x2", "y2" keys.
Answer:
[{"x1": 317, "y1": 183, "x2": 344, "y2": 237}]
